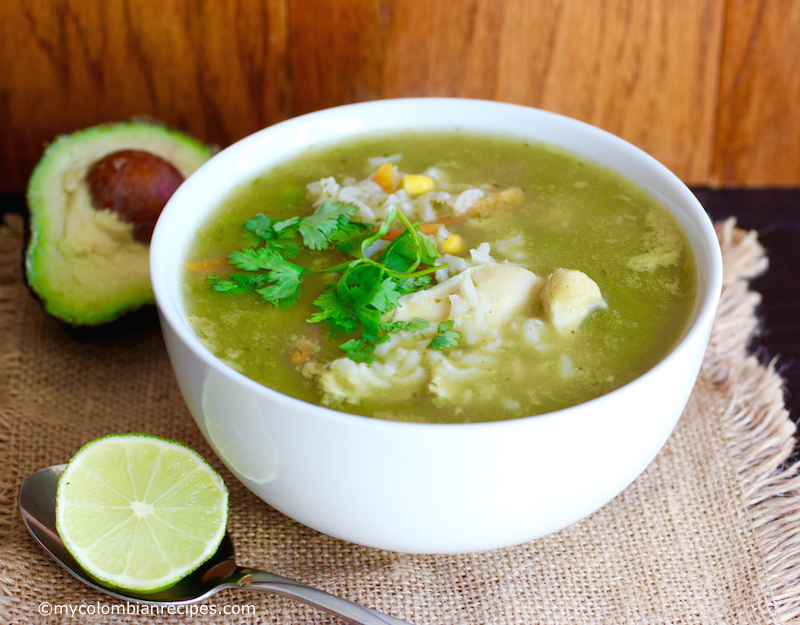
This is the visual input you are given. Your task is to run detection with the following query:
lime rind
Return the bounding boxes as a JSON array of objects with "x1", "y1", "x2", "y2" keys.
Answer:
[{"x1": 55, "y1": 433, "x2": 229, "y2": 593}]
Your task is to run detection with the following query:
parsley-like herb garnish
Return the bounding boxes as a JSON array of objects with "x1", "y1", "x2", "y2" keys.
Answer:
[
  {"x1": 428, "y1": 320, "x2": 461, "y2": 350},
  {"x1": 209, "y1": 201, "x2": 457, "y2": 360},
  {"x1": 339, "y1": 318, "x2": 431, "y2": 363},
  {"x1": 211, "y1": 247, "x2": 304, "y2": 306}
]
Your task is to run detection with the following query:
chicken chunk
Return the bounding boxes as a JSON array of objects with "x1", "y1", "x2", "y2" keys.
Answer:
[
  {"x1": 393, "y1": 262, "x2": 542, "y2": 327},
  {"x1": 541, "y1": 268, "x2": 605, "y2": 333}
]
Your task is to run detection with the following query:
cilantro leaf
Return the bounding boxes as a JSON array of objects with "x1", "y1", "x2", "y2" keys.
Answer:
[
  {"x1": 338, "y1": 317, "x2": 431, "y2": 363},
  {"x1": 428, "y1": 320, "x2": 460, "y2": 350},
  {"x1": 225, "y1": 247, "x2": 304, "y2": 305},
  {"x1": 396, "y1": 275, "x2": 431, "y2": 295},
  {"x1": 272, "y1": 216, "x2": 301, "y2": 233},
  {"x1": 208, "y1": 273, "x2": 271, "y2": 293},
  {"x1": 339, "y1": 335, "x2": 390, "y2": 363},
  {"x1": 308, "y1": 286, "x2": 360, "y2": 334},
  {"x1": 368, "y1": 277, "x2": 403, "y2": 313},
  {"x1": 212, "y1": 199, "x2": 452, "y2": 363},
  {"x1": 244, "y1": 214, "x2": 280, "y2": 240},
  {"x1": 244, "y1": 214, "x2": 301, "y2": 257},
  {"x1": 354, "y1": 307, "x2": 382, "y2": 338},
  {"x1": 256, "y1": 202, "x2": 361, "y2": 252},
  {"x1": 381, "y1": 229, "x2": 438, "y2": 272},
  {"x1": 300, "y1": 202, "x2": 360, "y2": 249},
  {"x1": 337, "y1": 264, "x2": 403, "y2": 336},
  {"x1": 255, "y1": 260, "x2": 304, "y2": 305},
  {"x1": 329, "y1": 220, "x2": 372, "y2": 255},
  {"x1": 228, "y1": 247, "x2": 284, "y2": 272},
  {"x1": 380, "y1": 318, "x2": 430, "y2": 334}
]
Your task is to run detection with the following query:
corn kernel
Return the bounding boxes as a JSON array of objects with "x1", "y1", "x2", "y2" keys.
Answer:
[
  {"x1": 401, "y1": 175, "x2": 434, "y2": 195},
  {"x1": 442, "y1": 234, "x2": 464, "y2": 255}
]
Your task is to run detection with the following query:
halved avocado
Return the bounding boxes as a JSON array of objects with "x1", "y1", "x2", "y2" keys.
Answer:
[{"x1": 25, "y1": 120, "x2": 214, "y2": 326}]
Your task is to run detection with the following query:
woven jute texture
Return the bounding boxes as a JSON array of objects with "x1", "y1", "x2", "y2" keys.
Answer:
[{"x1": 1, "y1": 212, "x2": 798, "y2": 624}]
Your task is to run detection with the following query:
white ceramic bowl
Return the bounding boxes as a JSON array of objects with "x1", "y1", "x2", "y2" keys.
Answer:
[{"x1": 151, "y1": 98, "x2": 722, "y2": 554}]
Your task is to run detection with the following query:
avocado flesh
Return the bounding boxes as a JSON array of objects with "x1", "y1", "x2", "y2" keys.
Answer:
[{"x1": 25, "y1": 121, "x2": 214, "y2": 325}]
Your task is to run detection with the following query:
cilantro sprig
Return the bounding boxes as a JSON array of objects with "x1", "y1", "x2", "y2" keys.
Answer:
[
  {"x1": 210, "y1": 247, "x2": 304, "y2": 305},
  {"x1": 428, "y1": 320, "x2": 461, "y2": 350},
  {"x1": 208, "y1": 201, "x2": 459, "y2": 361},
  {"x1": 339, "y1": 318, "x2": 431, "y2": 364}
]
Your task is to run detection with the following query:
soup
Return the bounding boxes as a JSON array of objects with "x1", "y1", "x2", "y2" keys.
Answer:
[{"x1": 182, "y1": 131, "x2": 697, "y2": 423}]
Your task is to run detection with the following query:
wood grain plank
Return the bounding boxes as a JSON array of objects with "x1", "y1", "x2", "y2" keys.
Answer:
[
  {"x1": 713, "y1": 1, "x2": 800, "y2": 185},
  {"x1": 2, "y1": 0, "x2": 785, "y2": 192},
  {"x1": 0, "y1": 0, "x2": 291, "y2": 193},
  {"x1": 380, "y1": 0, "x2": 724, "y2": 184},
  {"x1": 287, "y1": 0, "x2": 385, "y2": 115}
]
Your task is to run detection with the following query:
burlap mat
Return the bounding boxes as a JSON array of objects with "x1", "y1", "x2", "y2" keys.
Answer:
[{"x1": 1, "y1": 212, "x2": 799, "y2": 625}]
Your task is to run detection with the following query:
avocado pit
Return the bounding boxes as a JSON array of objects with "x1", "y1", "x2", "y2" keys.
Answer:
[
  {"x1": 86, "y1": 150, "x2": 184, "y2": 243},
  {"x1": 24, "y1": 119, "x2": 214, "y2": 326}
]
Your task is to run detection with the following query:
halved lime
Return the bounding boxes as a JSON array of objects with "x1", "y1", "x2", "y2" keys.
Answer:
[{"x1": 55, "y1": 433, "x2": 229, "y2": 593}]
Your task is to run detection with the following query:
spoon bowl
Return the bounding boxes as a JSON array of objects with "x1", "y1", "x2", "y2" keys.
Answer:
[{"x1": 19, "y1": 464, "x2": 411, "y2": 624}]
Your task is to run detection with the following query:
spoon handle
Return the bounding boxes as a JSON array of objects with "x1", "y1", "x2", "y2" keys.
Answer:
[{"x1": 235, "y1": 568, "x2": 413, "y2": 624}]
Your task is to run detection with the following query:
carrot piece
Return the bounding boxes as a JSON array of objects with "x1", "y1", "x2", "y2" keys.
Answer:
[
  {"x1": 381, "y1": 223, "x2": 443, "y2": 241},
  {"x1": 373, "y1": 162, "x2": 397, "y2": 193},
  {"x1": 184, "y1": 255, "x2": 231, "y2": 275}
]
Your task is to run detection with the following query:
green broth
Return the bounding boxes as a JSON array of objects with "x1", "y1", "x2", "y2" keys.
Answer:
[{"x1": 182, "y1": 131, "x2": 697, "y2": 423}]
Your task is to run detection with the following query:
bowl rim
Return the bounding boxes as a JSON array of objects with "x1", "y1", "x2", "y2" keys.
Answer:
[{"x1": 151, "y1": 96, "x2": 723, "y2": 432}]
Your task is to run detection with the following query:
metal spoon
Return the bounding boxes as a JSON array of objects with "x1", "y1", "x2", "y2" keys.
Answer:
[{"x1": 19, "y1": 464, "x2": 413, "y2": 625}]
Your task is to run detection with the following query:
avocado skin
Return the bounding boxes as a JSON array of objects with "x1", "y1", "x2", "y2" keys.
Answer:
[
  {"x1": 24, "y1": 119, "x2": 214, "y2": 326},
  {"x1": 22, "y1": 209, "x2": 161, "y2": 337}
]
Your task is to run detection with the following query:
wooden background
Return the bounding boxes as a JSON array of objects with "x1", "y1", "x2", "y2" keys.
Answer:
[{"x1": 1, "y1": 0, "x2": 799, "y2": 193}]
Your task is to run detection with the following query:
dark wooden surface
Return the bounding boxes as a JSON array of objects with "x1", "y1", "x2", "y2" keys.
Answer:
[
  {"x1": 4, "y1": 1, "x2": 800, "y2": 190},
  {"x1": 2, "y1": 188, "x2": 798, "y2": 431}
]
